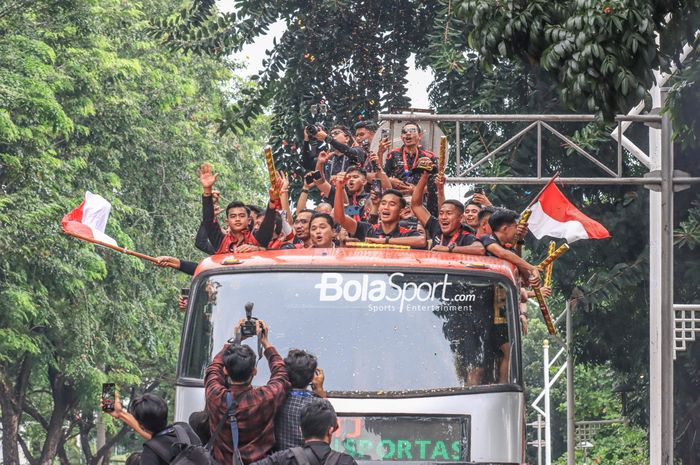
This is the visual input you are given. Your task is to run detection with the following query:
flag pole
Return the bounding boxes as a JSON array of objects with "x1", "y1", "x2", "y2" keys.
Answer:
[
  {"x1": 64, "y1": 231, "x2": 159, "y2": 263},
  {"x1": 523, "y1": 171, "x2": 561, "y2": 212}
]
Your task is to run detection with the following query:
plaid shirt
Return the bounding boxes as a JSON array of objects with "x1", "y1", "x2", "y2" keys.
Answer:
[
  {"x1": 274, "y1": 389, "x2": 319, "y2": 451},
  {"x1": 205, "y1": 345, "x2": 290, "y2": 465}
]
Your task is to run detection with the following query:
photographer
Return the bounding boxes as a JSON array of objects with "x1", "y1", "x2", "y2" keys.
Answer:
[
  {"x1": 253, "y1": 400, "x2": 357, "y2": 465},
  {"x1": 275, "y1": 350, "x2": 327, "y2": 450},
  {"x1": 205, "y1": 318, "x2": 290, "y2": 465},
  {"x1": 311, "y1": 125, "x2": 366, "y2": 180}
]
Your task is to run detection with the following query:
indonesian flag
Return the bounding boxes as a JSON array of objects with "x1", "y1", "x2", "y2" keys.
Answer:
[
  {"x1": 61, "y1": 192, "x2": 118, "y2": 246},
  {"x1": 528, "y1": 183, "x2": 610, "y2": 243}
]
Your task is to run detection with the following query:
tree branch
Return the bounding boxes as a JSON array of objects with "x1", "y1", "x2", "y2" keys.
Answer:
[
  {"x1": 90, "y1": 425, "x2": 130, "y2": 465},
  {"x1": 17, "y1": 434, "x2": 38, "y2": 465},
  {"x1": 22, "y1": 402, "x2": 50, "y2": 430}
]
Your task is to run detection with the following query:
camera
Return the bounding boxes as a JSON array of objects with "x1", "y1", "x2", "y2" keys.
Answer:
[
  {"x1": 306, "y1": 123, "x2": 323, "y2": 137},
  {"x1": 241, "y1": 302, "x2": 258, "y2": 338}
]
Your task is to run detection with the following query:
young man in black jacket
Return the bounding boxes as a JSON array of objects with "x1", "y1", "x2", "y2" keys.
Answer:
[
  {"x1": 253, "y1": 400, "x2": 356, "y2": 465},
  {"x1": 103, "y1": 392, "x2": 200, "y2": 465}
]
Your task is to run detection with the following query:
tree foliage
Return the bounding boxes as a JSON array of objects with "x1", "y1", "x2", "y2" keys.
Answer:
[{"x1": 0, "y1": 1, "x2": 267, "y2": 464}]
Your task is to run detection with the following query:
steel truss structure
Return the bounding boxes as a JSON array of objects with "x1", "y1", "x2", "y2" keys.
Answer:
[{"x1": 379, "y1": 111, "x2": 700, "y2": 465}]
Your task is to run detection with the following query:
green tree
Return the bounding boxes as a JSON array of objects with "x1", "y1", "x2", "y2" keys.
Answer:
[{"x1": 0, "y1": 1, "x2": 268, "y2": 464}]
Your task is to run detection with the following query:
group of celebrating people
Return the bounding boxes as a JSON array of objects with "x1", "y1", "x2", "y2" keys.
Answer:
[{"x1": 157, "y1": 120, "x2": 544, "y2": 290}]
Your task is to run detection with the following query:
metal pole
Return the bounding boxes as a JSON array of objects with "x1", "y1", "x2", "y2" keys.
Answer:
[
  {"x1": 566, "y1": 301, "x2": 576, "y2": 465},
  {"x1": 649, "y1": 85, "x2": 674, "y2": 465},
  {"x1": 537, "y1": 414, "x2": 543, "y2": 465},
  {"x1": 544, "y1": 339, "x2": 552, "y2": 465},
  {"x1": 661, "y1": 106, "x2": 675, "y2": 464}
]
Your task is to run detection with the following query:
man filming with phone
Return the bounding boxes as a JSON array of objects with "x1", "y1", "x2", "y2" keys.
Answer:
[{"x1": 205, "y1": 316, "x2": 290, "y2": 465}]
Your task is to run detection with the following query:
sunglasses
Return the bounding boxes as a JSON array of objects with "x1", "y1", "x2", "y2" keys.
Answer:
[
  {"x1": 330, "y1": 130, "x2": 345, "y2": 137},
  {"x1": 401, "y1": 128, "x2": 419, "y2": 134}
]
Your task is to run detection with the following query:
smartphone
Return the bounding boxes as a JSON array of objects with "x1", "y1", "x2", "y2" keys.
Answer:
[
  {"x1": 305, "y1": 173, "x2": 315, "y2": 185},
  {"x1": 381, "y1": 128, "x2": 389, "y2": 140},
  {"x1": 312, "y1": 170, "x2": 323, "y2": 181},
  {"x1": 371, "y1": 179, "x2": 383, "y2": 196},
  {"x1": 473, "y1": 187, "x2": 484, "y2": 195},
  {"x1": 181, "y1": 288, "x2": 190, "y2": 298},
  {"x1": 101, "y1": 383, "x2": 115, "y2": 412}
]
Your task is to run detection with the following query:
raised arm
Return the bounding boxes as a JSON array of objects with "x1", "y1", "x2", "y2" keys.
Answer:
[
  {"x1": 199, "y1": 163, "x2": 225, "y2": 251},
  {"x1": 278, "y1": 171, "x2": 294, "y2": 224},
  {"x1": 103, "y1": 391, "x2": 152, "y2": 440},
  {"x1": 333, "y1": 173, "x2": 358, "y2": 235},
  {"x1": 255, "y1": 320, "x2": 290, "y2": 407},
  {"x1": 410, "y1": 170, "x2": 432, "y2": 227}
]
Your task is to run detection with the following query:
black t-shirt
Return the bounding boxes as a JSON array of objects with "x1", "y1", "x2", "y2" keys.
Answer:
[
  {"x1": 354, "y1": 222, "x2": 420, "y2": 242},
  {"x1": 425, "y1": 216, "x2": 477, "y2": 249},
  {"x1": 326, "y1": 186, "x2": 370, "y2": 221},
  {"x1": 479, "y1": 234, "x2": 505, "y2": 256}
]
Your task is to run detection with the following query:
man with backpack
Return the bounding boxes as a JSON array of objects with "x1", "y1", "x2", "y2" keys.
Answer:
[
  {"x1": 205, "y1": 318, "x2": 290, "y2": 465},
  {"x1": 103, "y1": 392, "x2": 203, "y2": 465},
  {"x1": 252, "y1": 400, "x2": 357, "y2": 465}
]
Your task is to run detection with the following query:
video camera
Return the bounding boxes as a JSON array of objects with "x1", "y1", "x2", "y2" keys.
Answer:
[{"x1": 241, "y1": 302, "x2": 258, "y2": 337}]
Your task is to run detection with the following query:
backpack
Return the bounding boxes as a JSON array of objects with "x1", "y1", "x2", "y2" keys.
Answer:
[
  {"x1": 145, "y1": 393, "x2": 239, "y2": 465},
  {"x1": 290, "y1": 447, "x2": 342, "y2": 465},
  {"x1": 145, "y1": 423, "x2": 212, "y2": 465}
]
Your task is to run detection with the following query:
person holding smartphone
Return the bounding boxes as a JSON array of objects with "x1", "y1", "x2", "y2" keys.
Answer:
[{"x1": 101, "y1": 389, "x2": 201, "y2": 465}]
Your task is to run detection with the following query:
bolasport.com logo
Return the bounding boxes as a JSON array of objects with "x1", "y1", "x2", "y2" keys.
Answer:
[{"x1": 314, "y1": 272, "x2": 477, "y2": 313}]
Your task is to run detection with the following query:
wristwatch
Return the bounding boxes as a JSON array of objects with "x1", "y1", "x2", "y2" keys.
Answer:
[
  {"x1": 301, "y1": 188, "x2": 309, "y2": 194},
  {"x1": 448, "y1": 243, "x2": 457, "y2": 253}
]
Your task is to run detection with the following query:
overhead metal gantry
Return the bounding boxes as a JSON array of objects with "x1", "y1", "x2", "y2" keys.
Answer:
[{"x1": 379, "y1": 110, "x2": 700, "y2": 465}]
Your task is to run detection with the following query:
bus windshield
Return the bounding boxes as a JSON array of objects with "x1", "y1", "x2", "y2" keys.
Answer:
[{"x1": 179, "y1": 270, "x2": 518, "y2": 394}]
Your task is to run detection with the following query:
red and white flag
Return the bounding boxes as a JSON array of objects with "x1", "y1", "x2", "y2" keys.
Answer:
[
  {"x1": 61, "y1": 191, "x2": 118, "y2": 246},
  {"x1": 528, "y1": 183, "x2": 610, "y2": 243}
]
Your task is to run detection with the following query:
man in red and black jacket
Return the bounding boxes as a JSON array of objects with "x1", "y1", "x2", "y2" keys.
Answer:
[
  {"x1": 199, "y1": 163, "x2": 276, "y2": 253},
  {"x1": 205, "y1": 319, "x2": 291, "y2": 465},
  {"x1": 383, "y1": 121, "x2": 439, "y2": 216},
  {"x1": 333, "y1": 173, "x2": 426, "y2": 249},
  {"x1": 410, "y1": 159, "x2": 486, "y2": 255}
]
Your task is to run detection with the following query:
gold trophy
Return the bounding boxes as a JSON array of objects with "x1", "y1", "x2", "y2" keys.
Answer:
[
  {"x1": 264, "y1": 145, "x2": 278, "y2": 194},
  {"x1": 544, "y1": 241, "x2": 556, "y2": 288},
  {"x1": 533, "y1": 285, "x2": 557, "y2": 335},
  {"x1": 438, "y1": 136, "x2": 447, "y2": 176},
  {"x1": 538, "y1": 243, "x2": 570, "y2": 270}
]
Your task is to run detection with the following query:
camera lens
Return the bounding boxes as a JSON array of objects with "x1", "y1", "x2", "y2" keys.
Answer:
[{"x1": 306, "y1": 124, "x2": 318, "y2": 136}]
